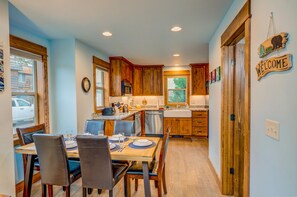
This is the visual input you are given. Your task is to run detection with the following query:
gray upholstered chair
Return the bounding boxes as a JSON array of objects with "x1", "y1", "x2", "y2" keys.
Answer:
[
  {"x1": 76, "y1": 135, "x2": 129, "y2": 197},
  {"x1": 84, "y1": 119, "x2": 105, "y2": 135},
  {"x1": 113, "y1": 120, "x2": 135, "y2": 136},
  {"x1": 125, "y1": 127, "x2": 170, "y2": 197},
  {"x1": 33, "y1": 134, "x2": 81, "y2": 197}
]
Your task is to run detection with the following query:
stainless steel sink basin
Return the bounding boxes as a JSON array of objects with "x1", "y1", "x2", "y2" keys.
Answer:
[{"x1": 163, "y1": 109, "x2": 192, "y2": 117}]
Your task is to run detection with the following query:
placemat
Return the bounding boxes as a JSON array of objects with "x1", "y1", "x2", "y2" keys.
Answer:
[{"x1": 128, "y1": 141, "x2": 156, "y2": 149}]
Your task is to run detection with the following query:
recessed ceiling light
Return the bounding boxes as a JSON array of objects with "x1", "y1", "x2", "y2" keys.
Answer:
[
  {"x1": 102, "y1": 31, "x2": 112, "y2": 37},
  {"x1": 171, "y1": 26, "x2": 182, "y2": 32},
  {"x1": 173, "y1": 54, "x2": 180, "y2": 57},
  {"x1": 175, "y1": 64, "x2": 180, "y2": 66}
]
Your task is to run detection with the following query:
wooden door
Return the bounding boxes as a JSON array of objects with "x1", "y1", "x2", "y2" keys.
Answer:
[
  {"x1": 179, "y1": 118, "x2": 192, "y2": 135},
  {"x1": 133, "y1": 66, "x2": 143, "y2": 95},
  {"x1": 233, "y1": 43, "x2": 245, "y2": 197}
]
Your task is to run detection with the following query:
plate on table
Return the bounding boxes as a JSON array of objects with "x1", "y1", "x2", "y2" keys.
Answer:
[
  {"x1": 133, "y1": 139, "x2": 153, "y2": 147},
  {"x1": 109, "y1": 143, "x2": 116, "y2": 150},
  {"x1": 65, "y1": 141, "x2": 77, "y2": 149},
  {"x1": 109, "y1": 135, "x2": 127, "y2": 142}
]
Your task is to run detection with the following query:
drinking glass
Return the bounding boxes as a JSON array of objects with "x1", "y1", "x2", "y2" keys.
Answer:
[{"x1": 130, "y1": 134, "x2": 136, "y2": 142}]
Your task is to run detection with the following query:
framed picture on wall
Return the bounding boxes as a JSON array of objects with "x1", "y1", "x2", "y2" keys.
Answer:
[
  {"x1": 0, "y1": 43, "x2": 4, "y2": 92},
  {"x1": 216, "y1": 66, "x2": 221, "y2": 81}
]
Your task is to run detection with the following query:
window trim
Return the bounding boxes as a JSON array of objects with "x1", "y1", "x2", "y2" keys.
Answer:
[
  {"x1": 10, "y1": 35, "x2": 49, "y2": 141},
  {"x1": 164, "y1": 70, "x2": 190, "y2": 106}
]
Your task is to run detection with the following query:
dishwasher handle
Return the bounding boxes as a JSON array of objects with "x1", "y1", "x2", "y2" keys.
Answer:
[{"x1": 145, "y1": 112, "x2": 163, "y2": 115}]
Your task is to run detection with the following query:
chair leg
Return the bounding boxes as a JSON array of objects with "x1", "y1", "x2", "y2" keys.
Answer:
[
  {"x1": 157, "y1": 179, "x2": 162, "y2": 197},
  {"x1": 135, "y1": 179, "x2": 138, "y2": 191},
  {"x1": 42, "y1": 184, "x2": 47, "y2": 197},
  {"x1": 63, "y1": 186, "x2": 66, "y2": 191},
  {"x1": 66, "y1": 186, "x2": 70, "y2": 197},
  {"x1": 98, "y1": 189, "x2": 102, "y2": 194},
  {"x1": 109, "y1": 189, "x2": 113, "y2": 197},
  {"x1": 48, "y1": 185, "x2": 53, "y2": 197},
  {"x1": 83, "y1": 187, "x2": 87, "y2": 197},
  {"x1": 154, "y1": 180, "x2": 158, "y2": 188},
  {"x1": 87, "y1": 188, "x2": 93, "y2": 195},
  {"x1": 124, "y1": 175, "x2": 131, "y2": 197},
  {"x1": 162, "y1": 167, "x2": 167, "y2": 194}
]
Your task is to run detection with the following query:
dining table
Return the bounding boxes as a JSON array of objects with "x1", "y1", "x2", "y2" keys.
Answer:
[{"x1": 15, "y1": 136, "x2": 160, "y2": 197}]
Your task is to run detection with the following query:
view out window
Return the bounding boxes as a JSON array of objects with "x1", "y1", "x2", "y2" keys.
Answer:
[
  {"x1": 10, "y1": 49, "x2": 41, "y2": 134},
  {"x1": 95, "y1": 66, "x2": 109, "y2": 110},
  {"x1": 167, "y1": 77, "x2": 187, "y2": 103}
]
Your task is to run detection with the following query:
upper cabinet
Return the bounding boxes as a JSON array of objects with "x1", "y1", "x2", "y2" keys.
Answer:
[
  {"x1": 142, "y1": 66, "x2": 163, "y2": 96},
  {"x1": 132, "y1": 66, "x2": 143, "y2": 96},
  {"x1": 109, "y1": 57, "x2": 133, "y2": 96},
  {"x1": 190, "y1": 63, "x2": 209, "y2": 95}
]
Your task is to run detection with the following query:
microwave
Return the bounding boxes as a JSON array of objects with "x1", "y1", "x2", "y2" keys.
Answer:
[{"x1": 121, "y1": 80, "x2": 132, "y2": 95}]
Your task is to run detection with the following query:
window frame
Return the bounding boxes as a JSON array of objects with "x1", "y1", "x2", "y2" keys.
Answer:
[
  {"x1": 10, "y1": 35, "x2": 49, "y2": 145},
  {"x1": 164, "y1": 70, "x2": 190, "y2": 106}
]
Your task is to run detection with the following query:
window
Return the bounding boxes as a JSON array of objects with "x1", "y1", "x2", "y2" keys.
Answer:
[
  {"x1": 10, "y1": 50, "x2": 39, "y2": 134},
  {"x1": 164, "y1": 70, "x2": 190, "y2": 106},
  {"x1": 93, "y1": 56, "x2": 110, "y2": 112}
]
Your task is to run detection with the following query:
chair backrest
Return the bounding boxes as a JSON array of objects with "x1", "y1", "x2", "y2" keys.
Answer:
[
  {"x1": 84, "y1": 120, "x2": 105, "y2": 135},
  {"x1": 33, "y1": 134, "x2": 71, "y2": 186},
  {"x1": 158, "y1": 127, "x2": 171, "y2": 174},
  {"x1": 17, "y1": 124, "x2": 45, "y2": 145},
  {"x1": 76, "y1": 135, "x2": 114, "y2": 189},
  {"x1": 113, "y1": 120, "x2": 135, "y2": 136}
]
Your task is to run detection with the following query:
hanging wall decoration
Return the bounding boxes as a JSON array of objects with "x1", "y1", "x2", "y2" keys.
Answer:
[
  {"x1": 256, "y1": 12, "x2": 293, "y2": 81},
  {"x1": 216, "y1": 66, "x2": 221, "y2": 81},
  {"x1": 0, "y1": 41, "x2": 4, "y2": 92}
]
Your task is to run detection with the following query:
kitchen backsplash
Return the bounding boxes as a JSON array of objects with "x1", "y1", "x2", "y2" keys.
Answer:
[{"x1": 109, "y1": 95, "x2": 208, "y2": 107}]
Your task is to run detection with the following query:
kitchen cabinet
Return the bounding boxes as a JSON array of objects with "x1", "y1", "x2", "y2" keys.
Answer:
[
  {"x1": 192, "y1": 111, "x2": 208, "y2": 137},
  {"x1": 190, "y1": 63, "x2": 209, "y2": 95},
  {"x1": 132, "y1": 66, "x2": 143, "y2": 96},
  {"x1": 142, "y1": 66, "x2": 163, "y2": 96},
  {"x1": 109, "y1": 57, "x2": 133, "y2": 96},
  {"x1": 164, "y1": 117, "x2": 192, "y2": 136}
]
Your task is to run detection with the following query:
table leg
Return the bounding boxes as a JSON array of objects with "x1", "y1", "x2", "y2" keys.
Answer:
[
  {"x1": 142, "y1": 161, "x2": 151, "y2": 197},
  {"x1": 23, "y1": 155, "x2": 36, "y2": 197}
]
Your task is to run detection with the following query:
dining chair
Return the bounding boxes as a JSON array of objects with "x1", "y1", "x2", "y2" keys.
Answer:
[
  {"x1": 84, "y1": 119, "x2": 105, "y2": 135},
  {"x1": 76, "y1": 135, "x2": 130, "y2": 197},
  {"x1": 125, "y1": 127, "x2": 170, "y2": 197},
  {"x1": 113, "y1": 120, "x2": 135, "y2": 136},
  {"x1": 33, "y1": 134, "x2": 81, "y2": 197},
  {"x1": 16, "y1": 124, "x2": 45, "y2": 175}
]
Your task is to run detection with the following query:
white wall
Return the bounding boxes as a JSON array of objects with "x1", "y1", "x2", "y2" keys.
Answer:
[
  {"x1": 75, "y1": 40, "x2": 108, "y2": 133},
  {"x1": 50, "y1": 39, "x2": 77, "y2": 133},
  {"x1": 0, "y1": 0, "x2": 16, "y2": 196},
  {"x1": 250, "y1": 1, "x2": 297, "y2": 196},
  {"x1": 208, "y1": 0, "x2": 246, "y2": 176}
]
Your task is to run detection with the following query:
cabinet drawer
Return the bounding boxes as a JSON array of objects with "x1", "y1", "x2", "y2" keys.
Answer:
[
  {"x1": 192, "y1": 118, "x2": 208, "y2": 126},
  {"x1": 192, "y1": 111, "x2": 208, "y2": 118},
  {"x1": 192, "y1": 127, "x2": 208, "y2": 136}
]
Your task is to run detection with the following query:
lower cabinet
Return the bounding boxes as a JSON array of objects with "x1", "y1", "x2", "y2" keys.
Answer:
[
  {"x1": 192, "y1": 111, "x2": 208, "y2": 137},
  {"x1": 164, "y1": 118, "x2": 192, "y2": 135}
]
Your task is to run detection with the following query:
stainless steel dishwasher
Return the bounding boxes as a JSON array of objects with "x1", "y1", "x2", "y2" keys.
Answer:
[{"x1": 145, "y1": 110, "x2": 163, "y2": 135}]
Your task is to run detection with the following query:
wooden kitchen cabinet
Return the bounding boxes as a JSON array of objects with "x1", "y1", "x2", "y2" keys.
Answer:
[
  {"x1": 142, "y1": 66, "x2": 163, "y2": 96},
  {"x1": 192, "y1": 111, "x2": 208, "y2": 137},
  {"x1": 164, "y1": 117, "x2": 192, "y2": 136},
  {"x1": 109, "y1": 57, "x2": 133, "y2": 96},
  {"x1": 190, "y1": 63, "x2": 209, "y2": 95},
  {"x1": 132, "y1": 66, "x2": 143, "y2": 96}
]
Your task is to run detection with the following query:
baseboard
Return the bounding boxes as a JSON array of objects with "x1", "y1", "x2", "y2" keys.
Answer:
[
  {"x1": 207, "y1": 157, "x2": 221, "y2": 191},
  {"x1": 16, "y1": 172, "x2": 41, "y2": 194}
]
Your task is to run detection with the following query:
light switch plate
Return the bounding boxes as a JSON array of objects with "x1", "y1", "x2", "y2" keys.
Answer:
[{"x1": 265, "y1": 119, "x2": 280, "y2": 140}]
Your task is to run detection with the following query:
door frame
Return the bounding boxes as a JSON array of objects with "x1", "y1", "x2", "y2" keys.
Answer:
[{"x1": 220, "y1": 1, "x2": 251, "y2": 197}]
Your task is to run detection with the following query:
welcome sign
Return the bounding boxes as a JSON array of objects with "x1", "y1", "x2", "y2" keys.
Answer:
[{"x1": 256, "y1": 54, "x2": 292, "y2": 80}]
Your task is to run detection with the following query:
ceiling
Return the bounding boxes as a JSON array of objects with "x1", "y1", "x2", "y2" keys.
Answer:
[{"x1": 9, "y1": 0, "x2": 233, "y2": 66}]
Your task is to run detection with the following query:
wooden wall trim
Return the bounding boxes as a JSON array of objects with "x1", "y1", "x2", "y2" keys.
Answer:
[
  {"x1": 16, "y1": 173, "x2": 40, "y2": 194},
  {"x1": 221, "y1": 2, "x2": 251, "y2": 47},
  {"x1": 164, "y1": 70, "x2": 190, "y2": 76},
  {"x1": 10, "y1": 35, "x2": 50, "y2": 134},
  {"x1": 134, "y1": 64, "x2": 164, "y2": 67},
  {"x1": 93, "y1": 56, "x2": 110, "y2": 70},
  {"x1": 109, "y1": 56, "x2": 134, "y2": 66}
]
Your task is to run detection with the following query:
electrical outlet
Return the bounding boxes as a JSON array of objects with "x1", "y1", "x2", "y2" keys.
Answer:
[{"x1": 265, "y1": 119, "x2": 280, "y2": 140}]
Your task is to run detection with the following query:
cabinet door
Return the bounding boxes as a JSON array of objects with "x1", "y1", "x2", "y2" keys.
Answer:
[
  {"x1": 133, "y1": 66, "x2": 143, "y2": 95},
  {"x1": 153, "y1": 67, "x2": 163, "y2": 95},
  {"x1": 192, "y1": 126, "x2": 208, "y2": 137},
  {"x1": 164, "y1": 118, "x2": 178, "y2": 135},
  {"x1": 121, "y1": 61, "x2": 133, "y2": 84},
  {"x1": 142, "y1": 68, "x2": 154, "y2": 95},
  {"x1": 178, "y1": 118, "x2": 192, "y2": 135},
  {"x1": 110, "y1": 60, "x2": 122, "y2": 96},
  {"x1": 191, "y1": 64, "x2": 207, "y2": 95}
]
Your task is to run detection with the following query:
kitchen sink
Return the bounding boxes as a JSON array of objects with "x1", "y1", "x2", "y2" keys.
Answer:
[{"x1": 163, "y1": 109, "x2": 192, "y2": 117}]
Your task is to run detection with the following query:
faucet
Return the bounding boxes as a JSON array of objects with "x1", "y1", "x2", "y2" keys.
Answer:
[
  {"x1": 184, "y1": 103, "x2": 189, "y2": 108},
  {"x1": 176, "y1": 104, "x2": 180, "y2": 109}
]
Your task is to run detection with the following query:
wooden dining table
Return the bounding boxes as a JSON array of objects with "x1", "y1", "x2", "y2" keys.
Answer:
[{"x1": 15, "y1": 136, "x2": 160, "y2": 197}]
